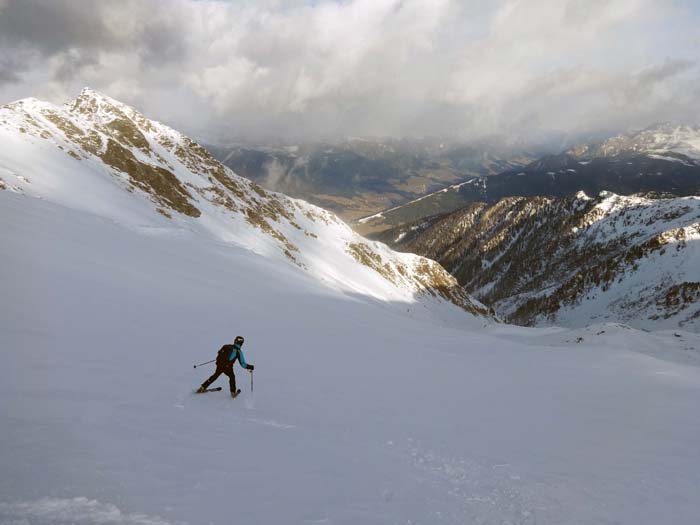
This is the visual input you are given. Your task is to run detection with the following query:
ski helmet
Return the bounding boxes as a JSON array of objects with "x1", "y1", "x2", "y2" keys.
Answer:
[{"x1": 234, "y1": 335, "x2": 244, "y2": 345}]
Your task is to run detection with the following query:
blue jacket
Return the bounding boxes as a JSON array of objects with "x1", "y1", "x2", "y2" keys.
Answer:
[{"x1": 229, "y1": 343, "x2": 248, "y2": 368}]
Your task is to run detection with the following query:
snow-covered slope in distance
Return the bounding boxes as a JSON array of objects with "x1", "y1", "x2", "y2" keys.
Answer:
[
  {"x1": 0, "y1": 88, "x2": 487, "y2": 322},
  {"x1": 551, "y1": 191, "x2": 700, "y2": 328},
  {"x1": 2, "y1": 191, "x2": 700, "y2": 524},
  {"x1": 570, "y1": 122, "x2": 700, "y2": 161}
]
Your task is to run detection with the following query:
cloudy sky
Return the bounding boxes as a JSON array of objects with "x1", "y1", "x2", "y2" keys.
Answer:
[{"x1": 0, "y1": 0, "x2": 698, "y2": 144}]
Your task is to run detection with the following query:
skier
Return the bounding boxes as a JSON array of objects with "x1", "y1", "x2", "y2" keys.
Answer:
[{"x1": 197, "y1": 336, "x2": 254, "y2": 398}]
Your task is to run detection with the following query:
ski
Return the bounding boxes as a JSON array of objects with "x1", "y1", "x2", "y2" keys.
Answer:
[{"x1": 195, "y1": 387, "x2": 222, "y2": 393}]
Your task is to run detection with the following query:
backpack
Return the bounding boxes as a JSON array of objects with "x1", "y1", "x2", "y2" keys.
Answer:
[{"x1": 216, "y1": 344, "x2": 234, "y2": 366}]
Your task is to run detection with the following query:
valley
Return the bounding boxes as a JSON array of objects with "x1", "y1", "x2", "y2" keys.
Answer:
[{"x1": 207, "y1": 139, "x2": 533, "y2": 226}]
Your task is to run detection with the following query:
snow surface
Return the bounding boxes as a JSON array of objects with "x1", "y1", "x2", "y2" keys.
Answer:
[{"x1": 2, "y1": 191, "x2": 700, "y2": 524}]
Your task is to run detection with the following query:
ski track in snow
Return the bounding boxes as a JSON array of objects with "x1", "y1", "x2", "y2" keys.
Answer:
[
  {"x1": 0, "y1": 497, "x2": 173, "y2": 525},
  {"x1": 389, "y1": 439, "x2": 537, "y2": 524},
  {"x1": 174, "y1": 391, "x2": 294, "y2": 429}
]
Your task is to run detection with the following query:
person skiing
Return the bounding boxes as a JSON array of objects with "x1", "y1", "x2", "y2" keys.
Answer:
[{"x1": 197, "y1": 336, "x2": 254, "y2": 398}]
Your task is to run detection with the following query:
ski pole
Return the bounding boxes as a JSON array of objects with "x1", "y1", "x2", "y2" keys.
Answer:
[
  {"x1": 193, "y1": 358, "x2": 216, "y2": 369},
  {"x1": 250, "y1": 370, "x2": 254, "y2": 392}
]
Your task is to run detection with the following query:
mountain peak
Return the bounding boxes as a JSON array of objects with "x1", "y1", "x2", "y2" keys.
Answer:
[
  {"x1": 76, "y1": 86, "x2": 121, "y2": 104},
  {"x1": 70, "y1": 87, "x2": 131, "y2": 115},
  {"x1": 79, "y1": 86, "x2": 99, "y2": 97}
]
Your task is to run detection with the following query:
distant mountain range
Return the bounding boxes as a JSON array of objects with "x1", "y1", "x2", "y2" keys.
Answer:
[
  {"x1": 206, "y1": 138, "x2": 533, "y2": 225},
  {"x1": 568, "y1": 123, "x2": 700, "y2": 160},
  {"x1": 359, "y1": 124, "x2": 700, "y2": 235}
]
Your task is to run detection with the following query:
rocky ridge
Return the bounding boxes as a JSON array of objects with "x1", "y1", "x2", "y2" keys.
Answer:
[{"x1": 379, "y1": 191, "x2": 700, "y2": 330}]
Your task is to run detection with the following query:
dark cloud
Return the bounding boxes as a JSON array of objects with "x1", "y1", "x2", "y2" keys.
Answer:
[
  {"x1": 0, "y1": 0, "x2": 697, "y2": 144},
  {"x1": 634, "y1": 59, "x2": 695, "y2": 88},
  {"x1": 0, "y1": 57, "x2": 21, "y2": 85},
  {"x1": 0, "y1": 0, "x2": 187, "y2": 81},
  {"x1": 0, "y1": 47, "x2": 38, "y2": 86},
  {"x1": 0, "y1": 0, "x2": 118, "y2": 53},
  {"x1": 0, "y1": 66, "x2": 19, "y2": 85},
  {"x1": 50, "y1": 49, "x2": 99, "y2": 83},
  {"x1": 138, "y1": 19, "x2": 187, "y2": 65}
]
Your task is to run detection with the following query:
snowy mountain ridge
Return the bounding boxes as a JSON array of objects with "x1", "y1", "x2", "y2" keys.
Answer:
[
  {"x1": 379, "y1": 190, "x2": 700, "y2": 331},
  {"x1": 356, "y1": 124, "x2": 700, "y2": 235},
  {"x1": 0, "y1": 88, "x2": 488, "y2": 319},
  {"x1": 569, "y1": 123, "x2": 700, "y2": 162}
]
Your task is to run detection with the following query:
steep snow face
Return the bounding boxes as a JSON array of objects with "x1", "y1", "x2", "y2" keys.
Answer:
[
  {"x1": 382, "y1": 191, "x2": 700, "y2": 331},
  {"x1": 571, "y1": 123, "x2": 700, "y2": 161},
  {"x1": 0, "y1": 88, "x2": 487, "y2": 319}
]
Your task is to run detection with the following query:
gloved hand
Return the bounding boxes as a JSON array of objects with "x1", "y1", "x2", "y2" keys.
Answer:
[{"x1": 246, "y1": 364, "x2": 255, "y2": 371}]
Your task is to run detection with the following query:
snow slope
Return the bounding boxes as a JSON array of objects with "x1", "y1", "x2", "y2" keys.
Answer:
[
  {"x1": 2, "y1": 188, "x2": 700, "y2": 524},
  {"x1": 0, "y1": 89, "x2": 486, "y2": 321},
  {"x1": 550, "y1": 192, "x2": 700, "y2": 328}
]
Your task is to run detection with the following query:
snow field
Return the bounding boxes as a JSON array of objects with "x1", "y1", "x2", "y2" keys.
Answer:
[{"x1": 2, "y1": 193, "x2": 700, "y2": 524}]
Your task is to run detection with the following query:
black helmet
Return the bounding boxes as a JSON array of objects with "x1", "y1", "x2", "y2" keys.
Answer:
[{"x1": 234, "y1": 336, "x2": 244, "y2": 345}]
